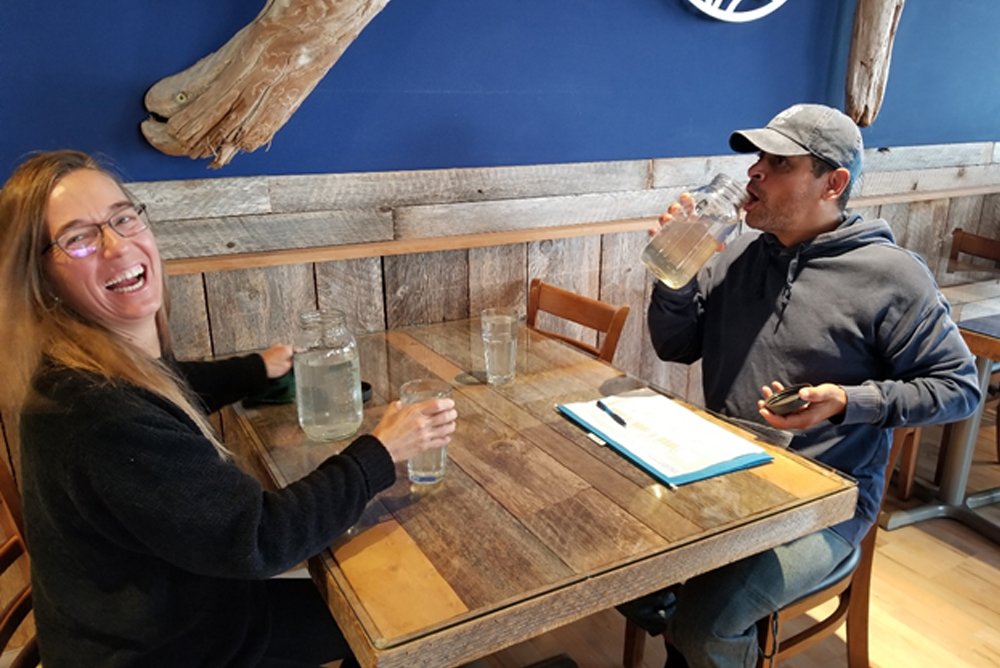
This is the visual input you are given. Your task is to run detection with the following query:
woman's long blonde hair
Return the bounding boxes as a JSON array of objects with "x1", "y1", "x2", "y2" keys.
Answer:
[{"x1": 0, "y1": 151, "x2": 224, "y2": 455}]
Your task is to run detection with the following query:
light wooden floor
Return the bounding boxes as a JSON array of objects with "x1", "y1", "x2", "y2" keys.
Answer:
[{"x1": 468, "y1": 411, "x2": 1000, "y2": 668}]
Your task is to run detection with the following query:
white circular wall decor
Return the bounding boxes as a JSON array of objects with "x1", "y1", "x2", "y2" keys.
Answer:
[{"x1": 685, "y1": 0, "x2": 790, "y2": 23}]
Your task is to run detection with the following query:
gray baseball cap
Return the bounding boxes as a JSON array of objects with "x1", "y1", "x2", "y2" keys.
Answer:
[{"x1": 729, "y1": 104, "x2": 863, "y2": 184}]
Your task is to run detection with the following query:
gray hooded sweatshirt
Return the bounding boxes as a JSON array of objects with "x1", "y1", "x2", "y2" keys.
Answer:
[{"x1": 649, "y1": 214, "x2": 981, "y2": 544}]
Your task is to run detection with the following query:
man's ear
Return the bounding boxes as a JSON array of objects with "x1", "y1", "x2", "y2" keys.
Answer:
[{"x1": 824, "y1": 168, "x2": 852, "y2": 201}]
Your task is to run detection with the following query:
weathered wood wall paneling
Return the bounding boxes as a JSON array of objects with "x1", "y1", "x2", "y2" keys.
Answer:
[
  {"x1": 856, "y1": 164, "x2": 1000, "y2": 200},
  {"x1": 862, "y1": 143, "x2": 994, "y2": 173},
  {"x1": 651, "y1": 155, "x2": 757, "y2": 188},
  {"x1": 468, "y1": 244, "x2": 528, "y2": 317},
  {"x1": 878, "y1": 202, "x2": 911, "y2": 247},
  {"x1": 527, "y1": 237, "x2": 602, "y2": 349},
  {"x1": 383, "y1": 250, "x2": 469, "y2": 329},
  {"x1": 130, "y1": 177, "x2": 271, "y2": 221},
  {"x1": 394, "y1": 189, "x2": 684, "y2": 241},
  {"x1": 905, "y1": 199, "x2": 951, "y2": 280},
  {"x1": 939, "y1": 196, "x2": 990, "y2": 285},
  {"x1": 269, "y1": 161, "x2": 650, "y2": 213},
  {"x1": 598, "y1": 230, "x2": 651, "y2": 373},
  {"x1": 316, "y1": 257, "x2": 387, "y2": 335},
  {"x1": 204, "y1": 265, "x2": 316, "y2": 355},
  {"x1": 167, "y1": 274, "x2": 212, "y2": 360},
  {"x1": 152, "y1": 209, "x2": 394, "y2": 260}
]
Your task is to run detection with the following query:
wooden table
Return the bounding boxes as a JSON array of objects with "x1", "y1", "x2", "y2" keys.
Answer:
[
  {"x1": 881, "y1": 281, "x2": 1000, "y2": 542},
  {"x1": 222, "y1": 319, "x2": 857, "y2": 668}
]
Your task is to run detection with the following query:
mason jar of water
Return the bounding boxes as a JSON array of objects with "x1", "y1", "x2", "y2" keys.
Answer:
[
  {"x1": 640, "y1": 174, "x2": 748, "y2": 288},
  {"x1": 294, "y1": 309, "x2": 363, "y2": 441}
]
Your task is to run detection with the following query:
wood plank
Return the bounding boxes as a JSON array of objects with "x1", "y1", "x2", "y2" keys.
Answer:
[
  {"x1": 447, "y1": 416, "x2": 593, "y2": 519},
  {"x1": 166, "y1": 273, "x2": 212, "y2": 360},
  {"x1": 163, "y1": 218, "x2": 654, "y2": 275},
  {"x1": 903, "y1": 198, "x2": 950, "y2": 273},
  {"x1": 522, "y1": 487, "x2": 666, "y2": 573},
  {"x1": 599, "y1": 229, "x2": 651, "y2": 372},
  {"x1": 153, "y1": 209, "x2": 393, "y2": 260},
  {"x1": 980, "y1": 192, "x2": 1000, "y2": 238},
  {"x1": 333, "y1": 520, "x2": 468, "y2": 641},
  {"x1": 394, "y1": 189, "x2": 688, "y2": 240},
  {"x1": 878, "y1": 201, "x2": 911, "y2": 247},
  {"x1": 203, "y1": 264, "x2": 316, "y2": 354},
  {"x1": 129, "y1": 176, "x2": 271, "y2": 220},
  {"x1": 650, "y1": 154, "x2": 755, "y2": 189},
  {"x1": 468, "y1": 244, "x2": 528, "y2": 317},
  {"x1": 383, "y1": 249, "x2": 469, "y2": 328},
  {"x1": 268, "y1": 161, "x2": 650, "y2": 212},
  {"x1": 862, "y1": 143, "x2": 994, "y2": 173},
  {"x1": 316, "y1": 257, "x2": 387, "y2": 334},
  {"x1": 527, "y1": 237, "x2": 601, "y2": 349},
  {"x1": 376, "y1": 457, "x2": 576, "y2": 612},
  {"x1": 857, "y1": 164, "x2": 1000, "y2": 199}
]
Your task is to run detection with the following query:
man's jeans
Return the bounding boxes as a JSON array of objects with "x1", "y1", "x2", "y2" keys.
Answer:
[{"x1": 619, "y1": 527, "x2": 854, "y2": 668}]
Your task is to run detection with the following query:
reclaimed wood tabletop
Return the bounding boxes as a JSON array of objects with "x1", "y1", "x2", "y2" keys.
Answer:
[{"x1": 222, "y1": 318, "x2": 857, "y2": 668}]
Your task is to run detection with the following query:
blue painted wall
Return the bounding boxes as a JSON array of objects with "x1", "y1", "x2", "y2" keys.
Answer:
[{"x1": 1, "y1": 1, "x2": 997, "y2": 183}]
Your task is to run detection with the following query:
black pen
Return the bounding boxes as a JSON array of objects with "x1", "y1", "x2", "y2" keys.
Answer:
[{"x1": 596, "y1": 400, "x2": 627, "y2": 427}]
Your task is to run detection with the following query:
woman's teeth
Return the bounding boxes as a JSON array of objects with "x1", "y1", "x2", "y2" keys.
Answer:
[{"x1": 105, "y1": 266, "x2": 146, "y2": 293}]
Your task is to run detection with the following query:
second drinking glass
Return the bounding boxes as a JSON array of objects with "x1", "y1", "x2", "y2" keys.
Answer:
[{"x1": 481, "y1": 307, "x2": 518, "y2": 385}]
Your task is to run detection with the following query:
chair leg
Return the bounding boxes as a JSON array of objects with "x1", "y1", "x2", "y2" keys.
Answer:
[
  {"x1": 755, "y1": 615, "x2": 778, "y2": 668},
  {"x1": 845, "y1": 589, "x2": 871, "y2": 668},
  {"x1": 623, "y1": 619, "x2": 647, "y2": 668},
  {"x1": 892, "y1": 427, "x2": 921, "y2": 501}
]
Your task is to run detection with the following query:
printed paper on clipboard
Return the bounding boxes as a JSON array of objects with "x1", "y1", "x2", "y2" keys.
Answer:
[{"x1": 557, "y1": 391, "x2": 773, "y2": 487}]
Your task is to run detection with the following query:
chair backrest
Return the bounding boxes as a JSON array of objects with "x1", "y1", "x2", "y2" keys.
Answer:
[
  {"x1": 0, "y1": 463, "x2": 41, "y2": 668},
  {"x1": 947, "y1": 228, "x2": 1000, "y2": 275},
  {"x1": 526, "y1": 278, "x2": 630, "y2": 363}
]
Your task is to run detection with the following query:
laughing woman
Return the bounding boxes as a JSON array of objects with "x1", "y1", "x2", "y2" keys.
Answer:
[{"x1": 0, "y1": 151, "x2": 458, "y2": 668}]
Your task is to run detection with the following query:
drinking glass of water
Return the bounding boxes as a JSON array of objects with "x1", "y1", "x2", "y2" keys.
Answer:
[
  {"x1": 481, "y1": 307, "x2": 518, "y2": 385},
  {"x1": 401, "y1": 379, "x2": 453, "y2": 484}
]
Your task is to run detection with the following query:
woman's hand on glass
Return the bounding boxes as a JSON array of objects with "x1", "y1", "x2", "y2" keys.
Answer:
[{"x1": 372, "y1": 399, "x2": 458, "y2": 463}]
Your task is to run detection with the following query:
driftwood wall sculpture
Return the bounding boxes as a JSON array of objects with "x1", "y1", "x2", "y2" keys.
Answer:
[
  {"x1": 141, "y1": 0, "x2": 391, "y2": 168},
  {"x1": 846, "y1": 0, "x2": 906, "y2": 127}
]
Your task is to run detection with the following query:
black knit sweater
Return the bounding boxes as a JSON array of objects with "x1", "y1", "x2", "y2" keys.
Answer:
[{"x1": 19, "y1": 355, "x2": 396, "y2": 667}]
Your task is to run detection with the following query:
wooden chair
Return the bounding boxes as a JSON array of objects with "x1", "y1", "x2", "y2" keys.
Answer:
[
  {"x1": 946, "y1": 227, "x2": 1000, "y2": 275},
  {"x1": 0, "y1": 463, "x2": 41, "y2": 668},
  {"x1": 621, "y1": 433, "x2": 907, "y2": 668},
  {"x1": 891, "y1": 227, "x2": 1000, "y2": 499},
  {"x1": 526, "y1": 278, "x2": 630, "y2": 364}
]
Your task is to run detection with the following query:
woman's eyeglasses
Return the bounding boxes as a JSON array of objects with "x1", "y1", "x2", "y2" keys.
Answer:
[{"x1": 42, "y1": 203, "x2": 149, "y2": 259}]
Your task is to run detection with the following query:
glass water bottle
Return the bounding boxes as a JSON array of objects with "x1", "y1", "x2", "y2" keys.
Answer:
[{"x1": 640, "y1": 173, "x2": 748, "y2": 288}]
